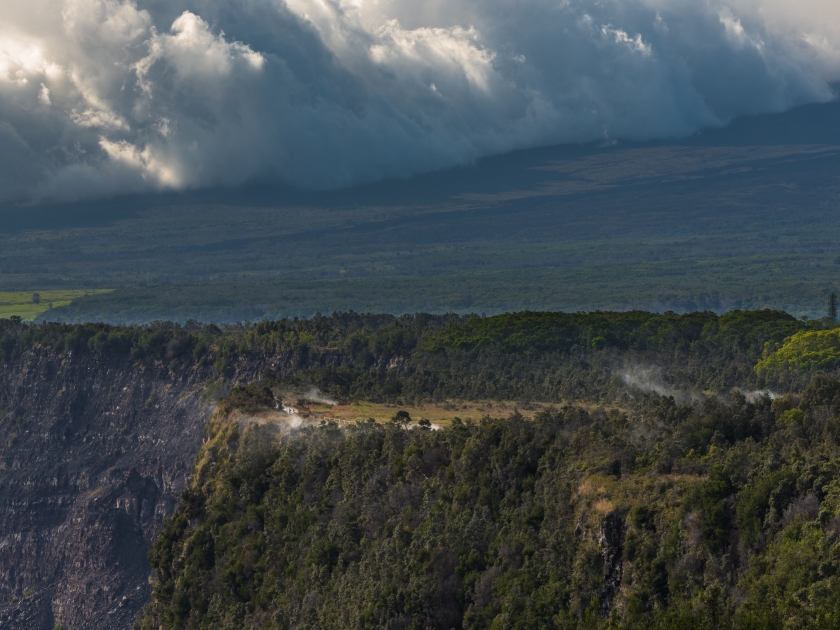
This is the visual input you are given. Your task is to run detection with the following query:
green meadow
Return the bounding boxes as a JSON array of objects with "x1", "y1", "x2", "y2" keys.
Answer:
[{"x1": 0, "y1": 290, "x2": 112, "y2": 321}]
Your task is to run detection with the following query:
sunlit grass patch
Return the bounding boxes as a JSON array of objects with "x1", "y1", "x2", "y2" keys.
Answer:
[
  {"x1": 0, "y1": 290, "x2": 112, "y2": 321},
  {"x1": 304, "y1": 399, "x2": 555, "y2": 427}
]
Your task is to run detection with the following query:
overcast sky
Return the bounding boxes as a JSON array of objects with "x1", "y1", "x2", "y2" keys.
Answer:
[{"x1": 1, "y1": 0, "x2": 839, "y2": 203}]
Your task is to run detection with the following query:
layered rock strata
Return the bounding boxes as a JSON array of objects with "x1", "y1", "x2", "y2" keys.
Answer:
[{"x1": 0, "y1": 349, "x2": 213, "y2": 629}]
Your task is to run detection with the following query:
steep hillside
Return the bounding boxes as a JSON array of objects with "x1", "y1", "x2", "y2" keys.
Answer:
[
  {"x1": 137, "y1": 379, "x2": 840, "y2": 630},
  {"x1": 0, "y1": 346, "x2": 213, "y2": 629},
  {"x1": 0, "y1": 309, "x2": 827, "y2": 629}
]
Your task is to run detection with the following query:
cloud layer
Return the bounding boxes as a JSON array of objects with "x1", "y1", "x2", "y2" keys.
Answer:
[{"x1": 0, "y1": 0, "x2": 838, "y2": 202}]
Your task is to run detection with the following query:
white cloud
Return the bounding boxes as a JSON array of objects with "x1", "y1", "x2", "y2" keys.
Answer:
[
  {"x1": 38, "y1": 83, "x2": 51, "y2": 104},
  {"x1": 71, "y1": 108, "x2": 128, "y2": 129},
  {"x1": 0, "y1": 0, "x2": 837, "y2": 203},
  {"x1": 140, "y1": 11, "x2": 264, "y2": 83},
  {"x1": 601, "y1": 25, "x2": 652, "y2": 56},
  {"x1": 99, "y1": 136, "x2": 181, "y2": 186},
  {"x1": 0, "y1": 33, "x2": 63, "y2": 84}
]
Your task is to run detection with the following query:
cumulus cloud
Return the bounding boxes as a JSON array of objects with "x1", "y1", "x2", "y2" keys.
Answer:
[{"x1": 0, "y1": 0, "x2": 838, "y2": 202}]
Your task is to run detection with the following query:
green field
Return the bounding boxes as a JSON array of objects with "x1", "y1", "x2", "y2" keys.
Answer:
[{"x1": 0, "y1": 290, "x2": 112, "y2": 321}]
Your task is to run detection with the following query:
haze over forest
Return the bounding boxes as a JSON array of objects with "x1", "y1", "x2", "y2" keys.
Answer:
[
  {"x1": 0, "y1": 100, "x2": 839, "y2": 322},
  {"x1": 3, "y1": 0, "x2": 840, "y2": 320}
]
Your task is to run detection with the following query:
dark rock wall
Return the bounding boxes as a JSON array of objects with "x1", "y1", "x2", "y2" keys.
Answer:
[
  {"x1": 0, "y1": 333, "x2": 387, "y2": 629},
  {"x1": 0, "y1": 350, "x2": 215, "y2": 629},
  {"x1": 598, "y1": 513, "x2": 626, "y2": 617}
]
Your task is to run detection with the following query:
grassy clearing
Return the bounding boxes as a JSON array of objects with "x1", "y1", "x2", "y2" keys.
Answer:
[
  {"x1": 0, "y1": 290, "x2": 112, "y2": 321},
  {"x1": 303, "y1": 400, "x2": 557, "y2": 427}
]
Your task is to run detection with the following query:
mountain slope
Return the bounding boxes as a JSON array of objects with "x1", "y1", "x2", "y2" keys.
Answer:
[{"x1": 1, "y1": 102, "x2": 839, "y2": 322}]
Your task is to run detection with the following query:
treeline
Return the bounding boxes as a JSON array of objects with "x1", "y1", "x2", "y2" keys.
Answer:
[
  {"x1": 0, "y1": 309, "x2": 819, "y2": 404},
  {"x1": 137, "y1": 375, "x2": 840, "y2": 630}
]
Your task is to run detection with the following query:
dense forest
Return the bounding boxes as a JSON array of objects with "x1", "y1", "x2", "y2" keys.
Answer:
[
  {"x1": 7, "y1": 106, "x2": 840, "y2": 323},
  {"x1": 0, "y1": 308, "x2": 818, "y2": 406},
  {"x1": 135, "y1": 381, "x2": 840, "y2": 630},
  {"x1": 7, "y1": 308, "x2": 840, "y2": 629}
]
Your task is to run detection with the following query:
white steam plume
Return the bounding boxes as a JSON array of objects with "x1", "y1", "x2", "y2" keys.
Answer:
[
  {"x1": 303, "y1": 387, "x2": 338, "y2": 406},
  {"x1": 621, "y1": 364, "x2": 696, "y2": 402},
  {"x1": 0, "y1": 0, "x2": 838, "y2": 203}
]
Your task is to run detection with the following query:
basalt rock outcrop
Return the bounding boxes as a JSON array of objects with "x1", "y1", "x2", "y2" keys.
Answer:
[
  {"x1": 0, "y1": 322, "x2": 364, "y2": 630},
  {"x1": 598, "y1": 513, "x2": 626, "y2": 617},
  {"x1": 0, "y1": 348, "x2": 215, "y2": 630}
]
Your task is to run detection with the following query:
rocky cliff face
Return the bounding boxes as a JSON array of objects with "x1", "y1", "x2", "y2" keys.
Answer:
[
  {"x1": 0, "y1": 319, "x2": 380, "y2": 630},
  {"x1": 0, "y1": 349, "x2": 216, "y2": 630},
  {"x1": 598, "y1": 513, "x2": 626, "y2": 617}
]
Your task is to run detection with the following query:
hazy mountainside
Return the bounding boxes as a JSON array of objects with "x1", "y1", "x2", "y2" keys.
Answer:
[
  {"x1": 1, "y1": 102, "x2": 840, "y2": 322},
  {"x1": 0, "y1": 309, "x2": 824, "y2": 628}
]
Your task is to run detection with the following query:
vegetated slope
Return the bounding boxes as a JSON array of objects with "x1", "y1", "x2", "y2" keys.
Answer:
[
  {"x1": 4, "y1": 101, "x2": 840, "y2": 323},
  {"x1": 0, "y1": 309, "x2": 821, "y2": 629},
  {"x1": 137, "y1": 376, "x2": 840, "y2": 630},
  {"x1": 756, "y1": 327, "x2": 840, "y2": 373},
  {"x1": 263, "y1": 309, "x2": 811, "y2": 400},
  {"x1": 9, "y1": 309, "x2": 810, "y2": 409}
]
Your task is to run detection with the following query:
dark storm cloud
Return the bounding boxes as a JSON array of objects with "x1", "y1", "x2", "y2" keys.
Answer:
[{"x1": 0, "y1": 0, "x2": 837, "y2": 202}]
